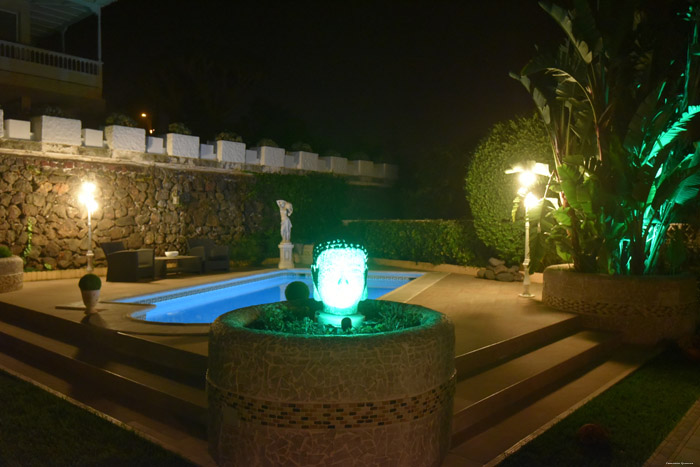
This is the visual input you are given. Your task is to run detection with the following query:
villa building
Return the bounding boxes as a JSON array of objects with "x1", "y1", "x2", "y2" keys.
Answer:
[{"x1": 0, "y1": 0, "x2": 114, "y2": 121}]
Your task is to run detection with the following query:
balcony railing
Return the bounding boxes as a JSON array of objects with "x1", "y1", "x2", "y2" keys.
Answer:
[{"x1": 0, "y1": 40, "x2": 100, "y2": 76}]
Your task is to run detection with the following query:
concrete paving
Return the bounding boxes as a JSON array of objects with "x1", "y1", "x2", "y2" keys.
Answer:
[{"x1": 0, "y1": 266, "x2": 696, "y2": 466}]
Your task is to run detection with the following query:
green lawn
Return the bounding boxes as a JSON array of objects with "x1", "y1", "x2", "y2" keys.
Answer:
[
  {"x1": 0, "y1": 370, "x2": 195, "y2": 466},
  {"x1": 501, "y1": 345, "x2": 700, "y2": 466}
]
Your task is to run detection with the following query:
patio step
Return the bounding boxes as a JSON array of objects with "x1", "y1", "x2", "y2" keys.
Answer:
[
  {"x1": 454, "y1": 314, "x2": 581, "y2": 378},
  {"x1": 451, "y1": 329, "x2": 620, "y2": 446},
  {"x1": 0, "y1": 300, "x2": 208, "y2": 379},
  {"x1": 0, "y1": 319, "x2": 207, "y2": 429},
  {"x1": 445, "y1": 344, "x2": 657, "y2": 466}
]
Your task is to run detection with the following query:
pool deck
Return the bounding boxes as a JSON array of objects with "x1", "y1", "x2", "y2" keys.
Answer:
[{"x1": 0, "y1": 265, "x2": 697, "y2": 466}]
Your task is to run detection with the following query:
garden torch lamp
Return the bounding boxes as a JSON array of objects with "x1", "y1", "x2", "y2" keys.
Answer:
[
  {"x1": 506, "y1": 161, "x2": 549, "y2": 298},
  {"x1": 79, "y1": 182, "x2": 98, "y2": 272},
  {"x1": 521, "y1": 191, "x2": 539, "y2": 298}
]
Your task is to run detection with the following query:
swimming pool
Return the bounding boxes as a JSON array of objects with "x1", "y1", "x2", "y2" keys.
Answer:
[{"x1": 120, "y1": 269, "x2": 423, "y2": 324}]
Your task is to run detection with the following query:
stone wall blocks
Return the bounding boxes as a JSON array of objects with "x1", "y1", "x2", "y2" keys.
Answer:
[
  {"x1": 4, "y1": 120, "x2": 31, "y2": 140},
  {"x1": 105, "y1": 125, "x2": 146, "y2": 152},
  {"x1": 3, "y1": 171, "x2": 19, "y2": 185},
  {"x1": 32, "y1": 116, "x2": 82, "y2": 146}
]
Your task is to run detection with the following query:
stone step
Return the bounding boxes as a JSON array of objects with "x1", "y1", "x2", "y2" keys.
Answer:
[
  {"x1": 0, "y1": 319, "x2": 207, "y2": 427},
  {"x1": 454, "y1": 315, "x2": 581, "y2": 378},
  {"x1": 451, "y1": 329, "x2": 620, "y2": 445},
  {"x1": 444, "y1": 345, "x2": 657, "y2": 466},
  {"x1": 0, "y1": 300, "x2": 208, "y2": 381}
]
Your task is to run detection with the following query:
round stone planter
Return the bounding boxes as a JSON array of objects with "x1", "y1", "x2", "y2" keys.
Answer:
[
  {"x1": 542, "y1": 264, "x2": 698, "y2": 345},
  {"x1": 0, "y1": 256, "x2": 23, "y2": 293},
  {"x1": 207, "y1": 300, "x2": 455, "y2": 467}
]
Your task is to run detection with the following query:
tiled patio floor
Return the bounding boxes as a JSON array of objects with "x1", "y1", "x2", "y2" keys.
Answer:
[{"x1": 0, "y1": 266, "x2": 696, "y2": 466}]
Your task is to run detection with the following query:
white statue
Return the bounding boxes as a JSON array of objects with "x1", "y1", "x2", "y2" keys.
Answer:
[{"x1": 277, "y1": 200, "x2": 293, "y2": 243}]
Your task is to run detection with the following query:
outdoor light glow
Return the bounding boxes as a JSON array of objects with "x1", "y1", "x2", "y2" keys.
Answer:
[
  {"x1": 78, "y1": 181, "x2": 98, "y2": 273},
  {"x1": 518, "y1": 170, "x2": 536, "y2": 188},
  {"x1": 311, "y1": 240, "x2": 368, "y2": 328},
  {"x1": 79, "y1": 182, "x2": 98, "y2": 213},
  {"x1": 141, "y1": 112, "x2": 147, "y2": 117},
  {"x1": 524, "y1": 192, "x2": 539, "y2": 210}
]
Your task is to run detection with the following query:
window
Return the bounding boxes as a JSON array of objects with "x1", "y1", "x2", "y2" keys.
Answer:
[{"x1": 0, "y1": 10, "x2": 18, "y2": 42}]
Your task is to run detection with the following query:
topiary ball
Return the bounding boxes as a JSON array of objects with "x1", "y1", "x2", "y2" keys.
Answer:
[
  {"x1": 285, "y1": 281, "x2": 310, "y2": 301},
  {"x1": 0, "y1": 245, "x2": 12, "y2": 258},
  {"x1": 78, "y1": 273, "x2": 102, "y2": 291}
]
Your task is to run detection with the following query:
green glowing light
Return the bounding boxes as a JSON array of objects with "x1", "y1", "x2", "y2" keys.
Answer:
[{"x1": 311, "y1": 240, "x2": 368, "y2": 328}]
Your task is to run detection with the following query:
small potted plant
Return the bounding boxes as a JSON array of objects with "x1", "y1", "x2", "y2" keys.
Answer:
[
  {"x1": 78, "y1": 273, "x2": 102, "y2": 315},
  {"x1": 0, "y1": 245, "x2": 23, "y2": 293}
]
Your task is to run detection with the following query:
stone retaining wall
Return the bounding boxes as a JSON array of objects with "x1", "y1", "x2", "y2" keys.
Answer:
[{"x1": 0, "y1": 152, "x2": 261, "y2": 270}]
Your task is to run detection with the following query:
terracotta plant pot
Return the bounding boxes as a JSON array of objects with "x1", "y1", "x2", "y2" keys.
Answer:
[
  {"x1": 81, "y1": 289, "x2": 101, "y2": 314},
  {"x1": 0, "y1": 256, "x2": 23, "y2": 293}
]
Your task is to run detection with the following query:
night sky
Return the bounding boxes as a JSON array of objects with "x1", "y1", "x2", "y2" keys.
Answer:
[{"x1": 98, "y1": 0, "x2": 560, "y2": 164}]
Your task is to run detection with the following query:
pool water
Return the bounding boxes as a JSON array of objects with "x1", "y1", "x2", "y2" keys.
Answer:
[{"x1": 120, "y1": 270, "x2": 422, "y2": 324}]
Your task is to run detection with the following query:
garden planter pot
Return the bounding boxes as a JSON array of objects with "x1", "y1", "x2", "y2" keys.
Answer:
[
  {"x1": 165, "y1": 133, "x2": 199, "y2": 158},
  {"x1": 104, "y1": 125, "x2": 146, "y2": 152},
  {"x1": 542, "y1": 264, "x2": 698, "y2": 345},
  {"x1": 32, "y1": 115, "x2": 81, "y2": 145},
  {"x1": 81, "y1": 290, "x2": 100, "y2": 314},
  {"x1": 207, "y1": 300, "x2": 455, "y2": 466},
  {"x1": 0, "y1": 256, "x2": 23, "y2": 293},
  {"x1": 215, "y1": 140, "x2": 246, "y2": 163}
]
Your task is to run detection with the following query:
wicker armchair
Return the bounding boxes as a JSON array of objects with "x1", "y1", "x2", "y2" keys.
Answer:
[
  {"x1": 100, "y1": 241, "x2": 155, "y2": 282},
  {"x1": 187, "y1": 238, "x2": 230, "y2": 273}
]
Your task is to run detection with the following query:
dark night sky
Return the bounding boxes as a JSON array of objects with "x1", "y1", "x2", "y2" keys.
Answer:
[{"x1": 98, "y1": 0, "x2": 560, "y2": 163}]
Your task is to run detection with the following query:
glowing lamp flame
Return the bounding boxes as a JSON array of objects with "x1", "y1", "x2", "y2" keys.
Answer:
[
  {"x1": 524, "y1": 192, "x2": 539, "y2": 210},
  {"x1": 79, "y1": 182, "x2": 98, "y2": 213},
  {"x1": 518, "y1": 170, "x2": 536, "y2": 188}
]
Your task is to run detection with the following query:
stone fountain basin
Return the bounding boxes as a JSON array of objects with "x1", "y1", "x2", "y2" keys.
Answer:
[{"x1": 207, "y1": 300, "x2": 455, "y2": 467}]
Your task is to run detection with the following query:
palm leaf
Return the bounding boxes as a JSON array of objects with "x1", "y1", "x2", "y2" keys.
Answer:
[
  {"x1": 539, "y1": 1, "x2": 593, "y2": 64},
  {"x1": 647, "y1": 105, "x2": 700, "y2": 165}
]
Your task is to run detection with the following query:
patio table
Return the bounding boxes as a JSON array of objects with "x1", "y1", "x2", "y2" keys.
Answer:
[{"x1": 155, "y1": 255, "x2": 201, "y2": 277}]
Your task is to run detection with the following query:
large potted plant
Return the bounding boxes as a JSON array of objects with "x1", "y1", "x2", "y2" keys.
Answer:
[
  {"x1": 512, "y1": 2, "x2": 700, "y2": 344},
  {"x1": 0, "y1": 245, "x2": 23, "y2": 293}
]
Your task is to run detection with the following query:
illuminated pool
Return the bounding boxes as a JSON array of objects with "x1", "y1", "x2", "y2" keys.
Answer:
[{"x1": 119, "y1": 269, "x2": 423, "y2": 324}]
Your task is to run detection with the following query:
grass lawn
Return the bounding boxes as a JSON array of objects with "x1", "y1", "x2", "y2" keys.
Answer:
[
  {"x1": 501, "y1": 345, "x2": 700, "y2": 466},
  {"x1": 0, "y1": 370, "x2": 195, "y2": 466}
]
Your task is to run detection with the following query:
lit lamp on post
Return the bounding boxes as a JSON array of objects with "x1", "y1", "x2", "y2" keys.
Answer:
[
  {"x1": 506, "y1": 161, "x2": 549, "y2": 298},
  {"x1": 140, "y1": 112, "x2": 153, "y2": 134},
  {"x1": 78, "y1": 182, "x2": 98, "y2": 272},
  {"x1": 521, "y1": 190, "x2": 539, "y2": 298}
]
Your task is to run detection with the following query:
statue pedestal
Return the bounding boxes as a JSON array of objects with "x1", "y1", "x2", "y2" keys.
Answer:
[{"x1": 278, "y1": 242, "x2": 294, "y2": 269}]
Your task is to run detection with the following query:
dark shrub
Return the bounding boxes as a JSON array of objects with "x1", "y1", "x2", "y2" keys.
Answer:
[{"x1": 0, "y1": 246, "x2": 12, "y2": 258}]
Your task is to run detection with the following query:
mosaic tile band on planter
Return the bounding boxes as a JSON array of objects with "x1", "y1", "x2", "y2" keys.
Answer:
[
  {"x1": 207, "y1": 301, "x2": 455, "y2": 467},
  {"x1": 542, "y1": 264, "x2": 698, "y2": 345}
]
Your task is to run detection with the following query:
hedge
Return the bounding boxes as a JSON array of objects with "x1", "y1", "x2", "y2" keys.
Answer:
[
  {"x1": 249, "y1": 172, "x2": 398, "y2": 245},
  {"x1": 344, "y1": 219, "x2": 490, "y2": 266},
  {"x1": 465, "y1": 114, "x2": 551, "y2": 264}
]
